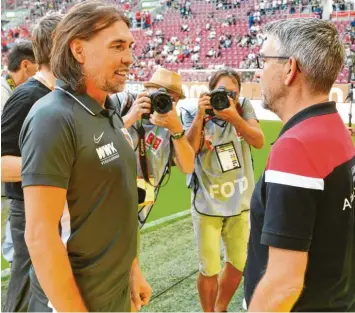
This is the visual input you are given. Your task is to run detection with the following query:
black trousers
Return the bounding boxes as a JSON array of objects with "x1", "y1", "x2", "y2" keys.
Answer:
[{"x1": 3, "y1": 200, "x2": 31, "y2": 312}]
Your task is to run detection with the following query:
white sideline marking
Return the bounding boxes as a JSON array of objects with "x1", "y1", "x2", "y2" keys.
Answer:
[
  {"x1": 1, "y1": 268, "x2": 11, "y2": 278},
  {"x1": 142, "y1": 209, "x2": 190, "y2": 230}
]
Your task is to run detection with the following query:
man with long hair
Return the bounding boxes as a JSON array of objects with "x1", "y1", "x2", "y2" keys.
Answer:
[{"x1": 19, "y1": 2, "x2": 150, "y2": 311}]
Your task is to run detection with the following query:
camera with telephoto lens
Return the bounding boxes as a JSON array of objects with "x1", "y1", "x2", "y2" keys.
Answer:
[
  {"x1": 205, "y1": 86, "x2": 237, "y2": 116},
  {"x1": 142, "y1": 88, "x2": 173, "y2": 119}
]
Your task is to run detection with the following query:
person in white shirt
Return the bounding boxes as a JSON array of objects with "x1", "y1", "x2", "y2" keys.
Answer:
[
  {"x1": 209, "y1": 30, "x2": 216, "y2": 40},
  {"x1": 191, "y1": 53, "x2": 199, "y2": 62}
]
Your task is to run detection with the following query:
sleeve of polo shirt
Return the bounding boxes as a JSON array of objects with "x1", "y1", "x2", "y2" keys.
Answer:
[
  {"x1": 261, "y1": 137, "x2": 323, "y2": 252},
  {"x1": 180, "y1": 105, "x2": 196, "y2": 131},
  {"x1": 241, "y1": 97, "x2": 257, "y2": 121},
  {"x1": 1, "y1": 92, "x2": 34, "y2": 157},
  {"x1": 19, "y1": 104, "x2": 76, "y2": 189}
]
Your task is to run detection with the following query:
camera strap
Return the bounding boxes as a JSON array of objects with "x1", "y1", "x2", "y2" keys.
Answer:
[
  {"x1": 137, "y1": 121, "x2": 154, "y2": 186},
  {"x1": 198, "y1": 116, "x2": 213, "y2": 154}
]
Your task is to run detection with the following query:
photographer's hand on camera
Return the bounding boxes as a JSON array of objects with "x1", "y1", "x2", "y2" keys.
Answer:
[
  {"x1": 123, "y1": 91, "x2": 152, "y2": 128},
  {"x1": 149, "y1": 103, "x2": 183, "y2": 134},
  {"x1": 197, "y1": 94, "x2": 212, "y2": 119},
  {"x1": 213, "y1": 96, "x2": 240, "y2": 123},
  {"x1": 134, "y1": 92, "x2": 152, "y2": 120}
]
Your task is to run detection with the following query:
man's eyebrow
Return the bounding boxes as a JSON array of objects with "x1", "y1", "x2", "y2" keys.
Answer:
[{"x1": 110, "y1": 39, "x2": 135, "y2": 47}]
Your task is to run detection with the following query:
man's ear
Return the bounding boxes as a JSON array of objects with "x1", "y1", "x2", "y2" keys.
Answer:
[
  {"x1": 284, "y1": 57, "x2": 298, "y2": 86},
  {"x1": 20, "y1": 59, "x2": 29, "y2": 71},
  {"x1": 70, "y1": 39, "x2": 85, "y2": 64}
]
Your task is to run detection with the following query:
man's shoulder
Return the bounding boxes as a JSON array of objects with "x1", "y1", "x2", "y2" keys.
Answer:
[
  {"x1": 179, "y1": 101, "x2": 197, "y2": 115},
  {"x1": 2, "y1": 78, "x2": 52, "y2": 121},
  {"x1": 6, "y1": 78, "x2": 50, "y2": 107},
  {"x1": 30, "y1": 89, "x2": 75, "y2": 118}
]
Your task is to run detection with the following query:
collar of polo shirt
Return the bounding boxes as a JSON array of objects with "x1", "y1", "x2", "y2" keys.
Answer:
[
  {"x1": 56, "y1": 79, "x2": 116, "y2": 117},
  {"x1": 277, "y1": 101, "x2": 336, "y2": 141}
]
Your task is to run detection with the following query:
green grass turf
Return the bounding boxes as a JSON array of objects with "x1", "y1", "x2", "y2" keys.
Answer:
[{"x1": 139, "y1": 215, "x2": 245, "y2": 312}]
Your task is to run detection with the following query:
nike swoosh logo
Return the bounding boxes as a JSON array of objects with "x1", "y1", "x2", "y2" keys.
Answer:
[{"x1": 94, "y1": 132, "x2": 104, "y2": 144}]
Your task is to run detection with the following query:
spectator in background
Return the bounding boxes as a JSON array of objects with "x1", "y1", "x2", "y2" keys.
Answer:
[
  {"x1": 145, "y1": 11, "x2": 151, "y2": 27},
  {"x1": 1, "y1": 14, "x2": 62, "y2": 312},
  {"x1": 136, "y1": 11, "x2": 141, "y2": 27},
  {"x1": 260, "y1": 1, "x2": 265, "y2": 14},
  {"x1": 181, "y1": 23, "x2": 190, "y2": 32},
  {"x1": 193, "y1": 43, "x2": 201, "y2": 53},
  {"x1": 1, "y1": 40, "x2": 37, "y2": 111},
  {"x1": 225, "y1": 36, "x2": 232, "y2": 48},
  {"x1": 206, "y1": 48, "x2": 216, "y2": 58},
  {"x1": 191, "y1": 52, "x2": 199, "y2": 63},
  {"x1": 156, "y1": 12, "x2": 164, "y2": 21},
  {"x1": 248, "y1": 12, "x2": 255, "y2": 28},
  {"x1": 209, "y1": 30, "x2": 216, "y2": 40}
]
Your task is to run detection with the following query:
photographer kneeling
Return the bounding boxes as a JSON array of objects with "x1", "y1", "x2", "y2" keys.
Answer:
[
  {"x1": 112, "y1": 68, "x2": 195, "y2": 226},
  {"x1": 181, "y1": 68, "x2": 264, "y2": 312}
]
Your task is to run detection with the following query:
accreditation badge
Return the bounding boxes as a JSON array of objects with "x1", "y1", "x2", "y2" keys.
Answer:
[{"x1": 215, "y1": 142, "x2": 241, "y2": 173}]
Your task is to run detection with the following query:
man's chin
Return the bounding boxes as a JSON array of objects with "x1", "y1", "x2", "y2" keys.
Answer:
[
  {"x1": 261, "y1": 97, "x2": 269, "y2": 110},
  {"x1": 105, "y1": 83, "x2": 126, "y2": 95}
]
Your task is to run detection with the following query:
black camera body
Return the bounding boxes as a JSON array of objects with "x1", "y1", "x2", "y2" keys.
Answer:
[
  {"x1": 142, "y1": 88, "x2": 173, "y2": 119},
  {"x1": 206, "y1": 86, "x2": 237, "y2": 116}
]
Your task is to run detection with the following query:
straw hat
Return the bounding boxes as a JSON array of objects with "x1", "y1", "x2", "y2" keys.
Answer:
[{"x1": 144, "y1": 68, "x2": 185, "y2": 99}]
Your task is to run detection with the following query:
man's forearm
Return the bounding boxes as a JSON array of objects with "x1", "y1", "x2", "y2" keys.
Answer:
[
  {"x1": 26, "y1": 228, "x2": 87, "y2": 312},
  {"x1": 1, "y1": 156, "x2": 22, "y2": 182},
  {"x1": 172, "y1": 136, "x2": 195, "y2": 174},
  {"x1": 248, "y1": 276, "x2": 303, "y2": 312},
  {"x1": 186, "y1": 115, "x2": 204, "y2": 153},
  {"x1": 123, "y1": 111, "x2": 138, "y2": 129},
  {"x1": 230, "y1": 116, "x2": 264, "y2": 149}
]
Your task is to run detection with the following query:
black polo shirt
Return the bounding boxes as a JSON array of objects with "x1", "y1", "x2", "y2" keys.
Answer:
[
  {"x1": 245, "y1": 102, "x2": 355, "y2": 311},
  {"x1": 1, "y1": 78, "x2": 51, "y2": 201},
  {"x1": 19, "y1": 81, "x2": 138, "y2": 311}
]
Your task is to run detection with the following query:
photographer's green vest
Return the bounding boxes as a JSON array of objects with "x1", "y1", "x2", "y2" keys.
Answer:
[
  {"x1": 112, "y1": 92, "x2": 173, "y2": 226},
  {"x1": 181, "y1": 97, "x2": 255, "y2": 217}
]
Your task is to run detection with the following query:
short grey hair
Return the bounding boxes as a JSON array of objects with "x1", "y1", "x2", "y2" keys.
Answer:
[{"x1": 263, "y1": 18, "x2": 345, "y2": 94}]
